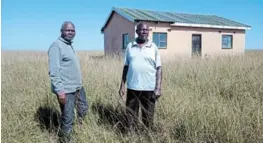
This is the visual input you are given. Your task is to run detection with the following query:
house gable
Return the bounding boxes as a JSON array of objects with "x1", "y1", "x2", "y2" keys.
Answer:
[
  {"x1": 103, "y1": 11, "x2": 135, "y2": 55},
  {"x1": 101, "y1": 8, "x2": 135, "y2": 33}
]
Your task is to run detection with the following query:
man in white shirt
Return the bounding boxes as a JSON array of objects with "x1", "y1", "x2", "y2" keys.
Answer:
[{"x1": 119, "y1": 23, "x2": 162, "y2": 130}]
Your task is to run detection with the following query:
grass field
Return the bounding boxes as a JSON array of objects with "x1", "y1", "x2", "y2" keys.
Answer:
[{"x1": 2, "y1": 51, "x2": 263, "y2": 143}]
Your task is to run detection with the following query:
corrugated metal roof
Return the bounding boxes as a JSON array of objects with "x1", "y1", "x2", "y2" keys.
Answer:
[{"x1": 101, "y1": 7, "x2": 251, "y2": 32}]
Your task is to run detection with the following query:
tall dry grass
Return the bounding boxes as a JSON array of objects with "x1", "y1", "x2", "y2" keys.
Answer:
[{"x1": 1, "y1": 51, "x2": 263, "y2": 143}]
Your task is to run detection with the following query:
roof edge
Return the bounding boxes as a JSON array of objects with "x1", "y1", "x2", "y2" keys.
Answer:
[
  {"x1": 171, "y1": 22, "x2": 251, "y2": 30},
  {"x1": 101, "y1": 7, "x2": 135, "y2": 33},
  {"x1": 101, "y1": 7, "x2": 252, "y2": 33}
]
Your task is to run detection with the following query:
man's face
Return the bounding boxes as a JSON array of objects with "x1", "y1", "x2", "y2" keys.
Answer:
[
  {"x1": 136, "y1": 24, "x2": 149, "y2": 41},
  {"x1": 61, "y1": 24, "x2": 76, "y2": 42}
]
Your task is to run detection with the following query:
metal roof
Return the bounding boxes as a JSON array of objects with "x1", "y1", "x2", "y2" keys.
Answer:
[{"x1": 101, "y1": 7, "x2": 251, "y2": 32}]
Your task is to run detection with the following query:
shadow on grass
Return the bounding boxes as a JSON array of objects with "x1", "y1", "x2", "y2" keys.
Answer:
[
  {"x1": 170, "y1": 122, "x2": 187, "y2": 142},
  {"x1": 34, "y1": 105, "x2": 60, "y2": 133},
  {"x1": 91, "y1": 101, "x2": 130, "y2": 134},
  {"x1": 91, "y1": 101, "x2": 178, "y2": 142}
]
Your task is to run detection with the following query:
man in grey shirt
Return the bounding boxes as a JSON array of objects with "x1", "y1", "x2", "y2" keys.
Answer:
[{"x1": 48, "y1": 21, "x2": 88, "y2": 143}]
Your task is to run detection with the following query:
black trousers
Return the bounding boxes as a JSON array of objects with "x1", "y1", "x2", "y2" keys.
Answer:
[{"x1": 126, "y1": 89, "x2": 156, "y2": 129}]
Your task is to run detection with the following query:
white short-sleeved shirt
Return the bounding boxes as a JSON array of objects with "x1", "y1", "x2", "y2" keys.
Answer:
[{"x1": 124, "y1": 40, "x2": 161, "y2": 91}]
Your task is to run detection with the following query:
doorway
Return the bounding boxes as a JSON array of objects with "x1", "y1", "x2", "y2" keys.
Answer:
[{"x1": 192, "y1": 34, "x2": 202, "y2": 56}]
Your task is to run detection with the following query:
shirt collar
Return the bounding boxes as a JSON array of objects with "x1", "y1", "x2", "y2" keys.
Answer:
[
  {"x1": 132, "y1": 38, "x2": 152, "y2": 48},
  {"x1": 59, "y1": 37, "x2": 73, "y2": 45}
]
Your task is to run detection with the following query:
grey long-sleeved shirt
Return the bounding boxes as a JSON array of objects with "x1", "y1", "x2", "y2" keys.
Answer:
[{"x1": 48, "y1": 37, "x2": 82, "y2": 95}]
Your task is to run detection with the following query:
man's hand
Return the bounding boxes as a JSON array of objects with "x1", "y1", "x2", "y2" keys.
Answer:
[
  {"x1": 119, "y1": 85, "x2": 126, "y2": 100},
  {"x1": 58, "y1": 93, "x2": 66, "y2": 105},
  {"x1": 154, "y1": 88, "x2": 161, "y2": 100}
]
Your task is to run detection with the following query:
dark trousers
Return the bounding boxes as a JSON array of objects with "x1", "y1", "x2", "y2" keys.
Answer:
[
  {"x1": 126, "y1": 89, "x2": 156, "y2": 129},
  {"x1": 58, "y1": 87, "x2": 88, "y2": 134}
]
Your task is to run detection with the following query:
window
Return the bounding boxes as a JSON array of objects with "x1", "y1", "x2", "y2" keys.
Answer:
[
  {"x1": 153, "y1": 32, "x2": 167, "y2": 49},
  {"x1": 122, "y1": 33, "x2": 129, "y2": 49},
  {"x1": 222, "y1": 35, "x2": 233, "y2": 49}
]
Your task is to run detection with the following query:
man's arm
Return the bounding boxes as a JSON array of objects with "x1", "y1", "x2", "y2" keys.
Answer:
[
  {"x1": 155, "y1": 66, "x2": 162, "y2": 91},
  {"x1": 119, "y1": 65, "x2": 128, "y2": 98},
  {"x1": 154, "y1": 66, "x2": 162, "y2": 99},
  {"x1": 120, "y1": 66, "x2": 128, "y2": 86},
  {"x1": 119, "y1": 45, "x2": 130, "y2": 98},
  {"x1": 154, "y1": 43, "x2": 162, "y2": 99},
  {"x1": 48, "y1": 46, "x2": 65, "y2": 96}
]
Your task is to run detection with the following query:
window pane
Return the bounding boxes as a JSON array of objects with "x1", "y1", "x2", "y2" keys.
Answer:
[
  {"x1": 123, "y1": 34, "x2": 129, "y2": 49},
  {"x1": 222, "y1": 43, "x2": 228, "y2": 48},
  {"x1": 156, "y1": 42, "x2": 161, "y2": 48},
  {"x1": 160, "y1": 33, "x2": 167, "y2": 41},
  {"x1": 125, "y1": 35, "x2": 129, "y2": 43},
  {"x1": 153, "y1": 33, "x2": 159, "y2": 45},
  {"x1": 159, "y1": 41, "x2": 167, "y2": 48},
  {"x1": 153, "y1": 33, "x2": 167, "y2": 48},
  {"x1": 222, "y1": 37, "x2": 227, "y2": 47},
  {"x1": 222, "y1": 35, "x2": 232, "y2": 49}
]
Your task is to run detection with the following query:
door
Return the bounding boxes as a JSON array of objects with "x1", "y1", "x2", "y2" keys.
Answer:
[{"x1": 192, "y1": 34, "x2": 202, "y2": 56}]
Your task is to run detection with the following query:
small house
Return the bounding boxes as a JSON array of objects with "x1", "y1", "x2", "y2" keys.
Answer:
[{"x1": 101, "y1": 7, "x2": 251, "y2": 57}]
